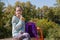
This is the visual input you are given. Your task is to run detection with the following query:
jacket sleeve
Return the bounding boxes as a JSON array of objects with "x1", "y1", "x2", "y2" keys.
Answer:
[
  {"x1": 12, "y1": 16, "x2": 23, "y2": 30},
  {"x1": 22, "y1": 21, "x2": 25, "y2": 32}
]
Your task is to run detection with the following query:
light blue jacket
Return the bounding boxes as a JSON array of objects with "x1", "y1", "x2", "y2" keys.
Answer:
[{"x1": 12, "y1": 15, "x2": 25, "y2": 37}]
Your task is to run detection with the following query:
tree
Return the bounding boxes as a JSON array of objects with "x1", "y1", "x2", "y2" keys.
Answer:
[
  {"x1": 56, "y1": 0, "x2": 60, "y2": 7},
  {"x1": 0, "y1": 2, "x2": 5, "y2": 27},
  {"x1": 0, "y1": 1, "x2": 12, "y2": 38},
  {"x1": 53, "y1": 7, "x2": 60, "y2": 24}
]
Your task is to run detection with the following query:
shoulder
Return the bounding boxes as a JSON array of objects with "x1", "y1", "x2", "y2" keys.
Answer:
[
  {"x1": 12, "y1": 15, "x2": 17, "y2": 19},
  {"x1": 12, "y1": 15, "x2": 17, "y2": 21}
]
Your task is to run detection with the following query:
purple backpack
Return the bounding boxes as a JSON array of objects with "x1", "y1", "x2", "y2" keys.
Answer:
[{"x1": 25, "y1": 22, "x2": 38, "y2": 40}]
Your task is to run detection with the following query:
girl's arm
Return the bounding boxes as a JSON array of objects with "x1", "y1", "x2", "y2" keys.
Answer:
[{"x1": 12, "y1": 16, "x2": 23, "y2": 30}]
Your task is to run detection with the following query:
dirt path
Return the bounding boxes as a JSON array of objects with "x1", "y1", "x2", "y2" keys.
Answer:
[
  {"x1": 0, "y1": 38, "x2": 38, "y2": 40},
  {"x1": 0, "y1": 38, "x2": 12, "y2": 40}
]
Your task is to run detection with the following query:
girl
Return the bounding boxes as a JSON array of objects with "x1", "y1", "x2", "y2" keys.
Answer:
[{"x1": 12, "y1": 6, "x2": 30, "y2": 40}]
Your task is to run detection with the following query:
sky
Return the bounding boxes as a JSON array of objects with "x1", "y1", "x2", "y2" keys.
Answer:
[{"x1": 3, "y1": 0, "x2": 56, "y2": 8}]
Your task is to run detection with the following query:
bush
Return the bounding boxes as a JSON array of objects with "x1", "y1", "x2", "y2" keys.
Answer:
[
  {"x1": 0, "y1": 26, "x2": 12, "y2": 39},
  {"x1": 36, "y1": 18, "x2": 60, "y2": 38}
]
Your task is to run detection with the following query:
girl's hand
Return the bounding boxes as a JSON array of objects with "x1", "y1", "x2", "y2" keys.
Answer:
[
  {"x1": 19, "y1": 31, "x2": 24, "y2": 34},
  {"x1": 20, "y1": 15, "x2": 25, "y2": 21}
]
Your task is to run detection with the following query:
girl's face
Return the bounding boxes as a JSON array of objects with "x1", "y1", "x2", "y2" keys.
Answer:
[{"x1": 15, "y1": 7, "x2": 22, "y2": 16}]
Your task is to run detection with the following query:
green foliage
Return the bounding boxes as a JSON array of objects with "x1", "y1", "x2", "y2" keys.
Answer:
[
  {"x1": 56, "y1": 0, "x2": 60, "y2": 7},
  {"x1": 0, "y1": 26, "x2": 11, "y2": 39},
  {"x1": 0, "y1": 2, "x2": 12, "y2": 38},
  {"x1": 36, "y1": 19, "x2": 60, "y2": 38},
  {"x1": 43, "y1": 7, "x2": 60, "y2": 24}
]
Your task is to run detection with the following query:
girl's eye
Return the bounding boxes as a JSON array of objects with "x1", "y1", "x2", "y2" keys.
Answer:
[{"x1": 17, "y1": 10, "x2": 22, "y2": 11}]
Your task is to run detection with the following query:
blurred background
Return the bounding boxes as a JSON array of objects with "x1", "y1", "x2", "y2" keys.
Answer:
[{"x1": 0, "y1": 0, "x2": 60, "y2": 40}]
